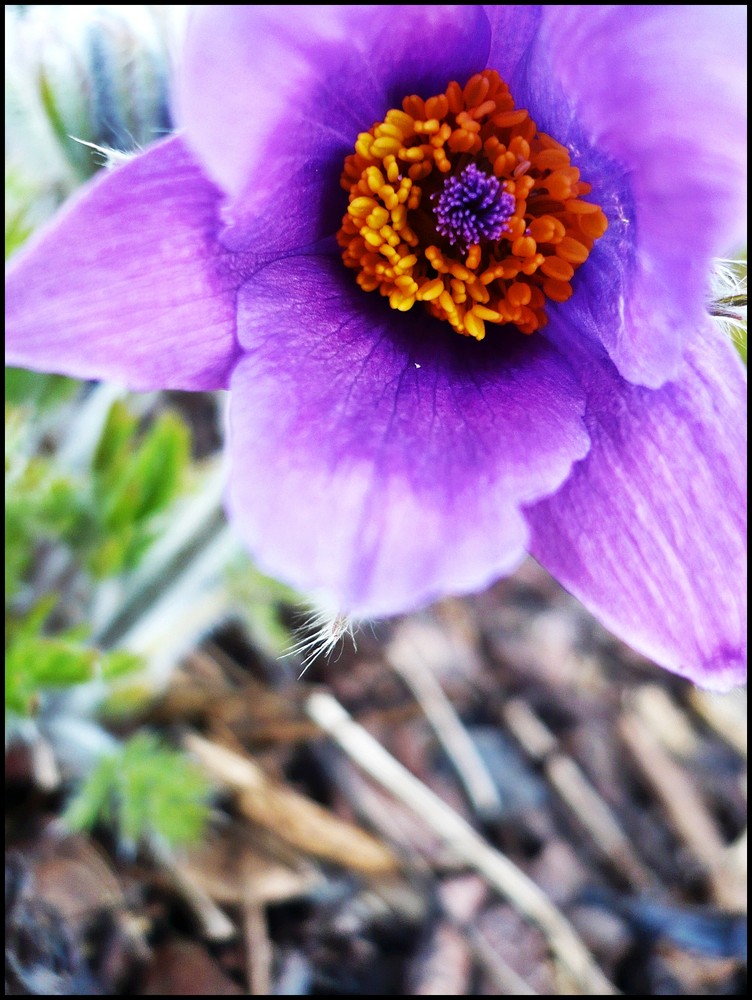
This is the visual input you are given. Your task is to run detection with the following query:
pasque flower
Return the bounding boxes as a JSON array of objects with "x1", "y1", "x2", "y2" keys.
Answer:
[{"x1": 6, "y1": 6, "x2": 747, "y2": 689}]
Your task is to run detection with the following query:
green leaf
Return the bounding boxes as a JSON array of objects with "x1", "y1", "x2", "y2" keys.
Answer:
[
  {"x1": 99, "y1": 649, "x2": 143, "y2": 681},
  {"x1": 129, "y1": 411, "x2": 191, "y2": 520},
  {"x1": 63, "y1": 733, "x2": 211, "y2": 848},
  {"x1": 5, "y1": 452, "x2": 83, "y2": 601},
  {"x1": 87, "y1": 533, "x2": 131, "y2": 579},
  {"x1": 5, "y1": 367, "x2": 79, "y2": 410},
  {"x1": 8, "y1": 594, "x2": 59, "y2": 643},
  {"x1": 92, "y1": 399, "x2": 139, "y2": 483},
  {"x1": 6, "y1": 636, "x2": 97, "y2": 716},
  {"x1": 63, "y1": 753, "x2": 118, "y2": 833},
  {"x1": 87, "y1": 402, "x2": 191, "y2": 576},
  {"x1": 227, "y1": 554, "x2": 303, "y2": 657}
]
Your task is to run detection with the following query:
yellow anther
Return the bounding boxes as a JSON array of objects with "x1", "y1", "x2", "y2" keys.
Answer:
[
  {"x1": 365, "y1": 167, "x2": 385, "y2": 192},
  {"x1": 371, "y1": 136, "x2": 403, "y2": 158},
  {"x1": 391, "y1": 205, "x2": 407, "y2": 229},
  {"x1": 439, "y1": 289, "x2": 457, "y2": 315},
  {"x1": 417, "y1": 278, "x2": 445, "y2": 301},
  {"x1": 365, "y1": 207, "x2": 390, "y2": 228},
  {"x1": 395, "y1": 274, "x2": 418, "y2": 293},
  {"x1": 464, "y1": 312, "x2": 486, "y2": 340},
  {"x1": 384, "y1": 155, "x2": 401, "y2": 183},
  {"x1": 348, "y1": 196, "x2": 376, "y2": 218},
  {"x1": 379, "y1": 225, "x2": 400, "y2": 246},
  {"x1": 363, "y1": 230, "x2": 383, "y2": 248},
  {"x1": 389, "y1": 290, "x2": 416, "y2": 311},
  {"x1": 450, "y1": 278, "x2": 467, "y2": 302},
  {"x1": 472, "y1": 304, "x2": 502, "y2": 322},
  {"x1": 386, "y1": 109, "x2": 414, "y2": 131},
  {"x1": 402, "y1": 146, "x2": 424, "y2": 162},
  {"x1": 434, "y1": 149, "x2": 452, "y2": 173},
  {"x1": 379, "y1": 185, "x2": 399, "y2": 210},
  {"x1": 415, "y1": 118, "x2": 441, "y2": 134},
  {"x1": 466, "y1": 281, "x2": 490, "y2": 304},
  {"x1": 376, "y1": 122, "x2": 405, "y2": 141},
  {"x1": 395, "y1": 254, "x2": 418, "y2": 271},
  {"x1": 354, "y1": 133, "x2": 374, "y2": 158}
]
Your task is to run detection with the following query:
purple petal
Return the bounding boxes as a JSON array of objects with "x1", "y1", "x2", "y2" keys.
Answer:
[
  {"x1": 6, "y1": 135, "x2": 242, "y2": 391},
  {"x1": 227, "y1": 254, "x2": 589, "y2": 618},
  {"x1": 528, "y1": 6, "x2": 747, "y2": 387},
  {"x1": 483, "y1": 6, "x2": 543, "y2": 79},
  {"x1": 176, "y1": 6, "x2": 491, "y2": 256},
  {"x1": 526, "y1": 324, "x2": 747, "y2": 690}
]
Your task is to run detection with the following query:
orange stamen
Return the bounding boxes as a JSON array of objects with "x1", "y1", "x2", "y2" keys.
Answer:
[{"x1": 337, "y1": 70, "x2": 607, "y2": 340}]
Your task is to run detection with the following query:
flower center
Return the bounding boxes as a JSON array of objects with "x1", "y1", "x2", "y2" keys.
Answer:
[
  {"x1": 432, "y1": 163, "x2": 515, "y2": 249},
  {"x1": 337, "y1": 70, "x2": 608, "y2": 340}
]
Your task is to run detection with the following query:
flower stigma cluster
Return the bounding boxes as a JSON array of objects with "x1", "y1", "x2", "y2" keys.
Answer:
[{"x1": 338, "y1": 70, "x2": 608, "y2": 340}]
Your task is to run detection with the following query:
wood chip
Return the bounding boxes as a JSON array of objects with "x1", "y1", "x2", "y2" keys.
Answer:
[
  {"x1": 177, "y1": 823, "x2": 321, "y2": 906},
  {"x1": 184, "y1": 731, "x2": 399, "y2": 875}
]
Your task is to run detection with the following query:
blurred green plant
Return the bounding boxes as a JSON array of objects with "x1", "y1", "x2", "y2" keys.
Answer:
[
  {"x1": 63, "y1": 731, "x2": 211, "y2": 850},
  {"x1": 3, "y1": 4, "x2": 302, "y2": 859},
  {"x1": 5, "y1": 365, "x2": 79, "y2": 410},
  {"x1": 5, "y1": 375, "x2": 193, "y2": 709},
  {"x1": 5, "y1": 599, "x2": 141, "y2": 717},
  {"x1": 226, "y1": 557, "x2": 303, "y2": 659},
  {"x1": 5, "y1": 4, "x2": 178, "y2": 187},
  {"x1": 6, "y1": 388, "x2": 191, "y2": 632},
  {"x1": 88, "y1": 399, "x2": 191, "y2": 577},
  {"x1": 6, "y1": 372, "x2": 209, "y2": 849}
]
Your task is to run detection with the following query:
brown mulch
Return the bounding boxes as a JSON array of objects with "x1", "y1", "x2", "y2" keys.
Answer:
[{"x1": 5, "y1": 560, "x2": 747, "y2": 995}]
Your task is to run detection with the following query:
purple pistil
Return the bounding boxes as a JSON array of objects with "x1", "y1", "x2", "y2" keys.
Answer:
[{"x1": 432, "y1": 163, "x2": 515, "y2": 249}]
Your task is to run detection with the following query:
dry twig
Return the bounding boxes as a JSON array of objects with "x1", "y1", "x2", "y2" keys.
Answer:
[
  {"x1": 501, "y1": 698, "x2": 654, "y2": 890},
  {"x1": 306, "y1": 691, "x2": 620, "y2": 996},
  {"x1": 618, "y1": 712, "x2": 745, "y2": 911}
]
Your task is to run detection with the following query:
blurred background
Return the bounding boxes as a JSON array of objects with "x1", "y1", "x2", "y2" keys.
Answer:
[{"x1": 5, "y1": 6, "x2": 747, "y2": 995}]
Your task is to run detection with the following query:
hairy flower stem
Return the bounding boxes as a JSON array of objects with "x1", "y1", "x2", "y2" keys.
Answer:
[
  {"x1": 710, "y1": 293, "x2": 747, "y2": 324},
  {"x1": 97, "y1": 507, "x2": 231, "y2": 646},
  {"x1": 98, "y1": 518, "x2": 236, "y2": 691}
]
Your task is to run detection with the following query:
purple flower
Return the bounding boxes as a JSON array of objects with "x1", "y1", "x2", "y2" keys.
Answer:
[{"x1": 6, "y1": 6, "x2": 747, "y2": 689}]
